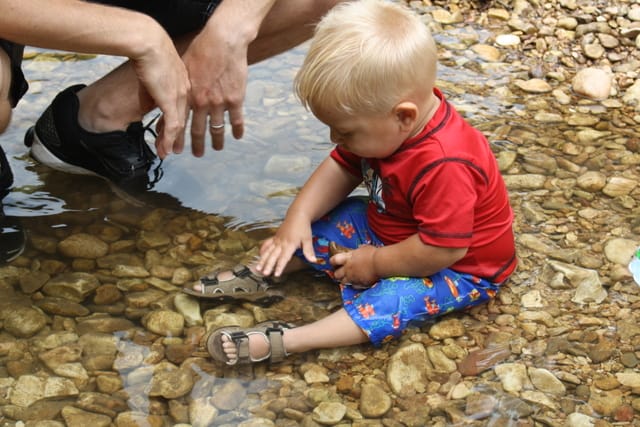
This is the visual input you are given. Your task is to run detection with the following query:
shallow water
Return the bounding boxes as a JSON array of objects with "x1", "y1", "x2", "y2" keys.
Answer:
[
  {"x1": 1, "y1": 12, "x2": 639, "y2": 426},
  {"x1": 3, "y1": 35, "x2": 519, "y2": 229}
]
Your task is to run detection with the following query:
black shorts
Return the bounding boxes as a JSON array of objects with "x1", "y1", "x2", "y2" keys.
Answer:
[
  {"x1": 0, "y1": 40, "x2": 27, "y2": 108},
  {"x1": 1, "y1": 0, "x2": 222, "y2": 107}
]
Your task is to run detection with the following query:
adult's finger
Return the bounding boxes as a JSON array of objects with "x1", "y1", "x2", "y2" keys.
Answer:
[
  {"x1": 190, "y1": 108, "x2": 209, "y2": 153},
  {"x1": 227, "y1": 103, "x2": 244, "y2": 140},
  {"x1": 155, "y1": 112, "x2": 183, "y2": 159},
  {"x1": 209, "y1": 111, "x2": 226, "y2": 151}
]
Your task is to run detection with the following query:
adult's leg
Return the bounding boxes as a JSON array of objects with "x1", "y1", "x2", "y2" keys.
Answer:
[{"x1": 247, "y1": 0, "x2": 348, "y2": 63}]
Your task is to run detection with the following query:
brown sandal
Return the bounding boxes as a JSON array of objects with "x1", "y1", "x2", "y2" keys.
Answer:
[
  {"x1": 182, "y1": 264, "x2": 283, "y2": 304},
  {"x1": 207, "y1": 321, "x2": 292, "y2": 365}
]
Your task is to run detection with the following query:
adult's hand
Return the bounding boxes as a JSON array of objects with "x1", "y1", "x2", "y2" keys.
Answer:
[
  {"x1": 0, "y1": 0, "x2": 190, "y2": 159},
  {"x1": 181, "y1": 0, "x2": 277, "y2": 157},
  {"x1": 131, "y1": 26, "x2": 190, "y2": 159}
]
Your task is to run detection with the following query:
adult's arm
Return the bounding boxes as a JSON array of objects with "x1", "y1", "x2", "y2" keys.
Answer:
[
  {"x1": 181, "y1": 0, "x2": 278, "y2": 156},
  {"x1": 0, "y1": 0, "x2": 189, "y2": 155}
]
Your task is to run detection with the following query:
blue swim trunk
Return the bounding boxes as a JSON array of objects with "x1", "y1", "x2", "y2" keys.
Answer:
[{"x1": 295, "y1": 197, "x2": 502, "y2": 347}]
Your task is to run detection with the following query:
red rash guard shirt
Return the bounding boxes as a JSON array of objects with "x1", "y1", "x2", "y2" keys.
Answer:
[{"x1": 330, "y1": 88, "x2": 516, "y2": 283}]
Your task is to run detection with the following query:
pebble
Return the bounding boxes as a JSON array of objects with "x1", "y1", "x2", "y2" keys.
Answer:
[{"x1": 3, "y1": 0, "x2": 640, "y2": 425}]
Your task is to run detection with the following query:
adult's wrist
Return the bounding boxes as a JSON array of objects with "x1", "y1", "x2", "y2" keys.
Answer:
[{"x1": 127, "y1": 15, "x2": 172, "y2": 62}]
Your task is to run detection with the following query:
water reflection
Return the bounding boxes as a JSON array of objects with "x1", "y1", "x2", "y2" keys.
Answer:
[
  {"x1": 3, "y1": 41, "x2": 519, "y2": 229},
  {"x1": 2, "y1": 14, "x2": 638, "y2": 425}
]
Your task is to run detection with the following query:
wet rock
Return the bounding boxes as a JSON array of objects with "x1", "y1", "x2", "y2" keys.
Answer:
[
  {"x1": 114, "y1": 411, "x2": 164, "y2": 427},
  {"x1": 471, "y1": 44, "x2": 502, "y2": 62},
  {"x1": 622, "y1": 79, "x2": 640, "y2": 109},
  {"x1": 602, "y1": 176, "x2": 637, "y2": 197},
  {"x1": 386, "y1": 343, "x2": 431, "y2": 396},
  {"x1": 495, "y1": 34, "x2": 521, "y2": 47},
  {"x1": 464, "y1": 393, "x2": 497, "y2": 419},
  {"x1": 588, "y1": 389, "x2": 623, "y2": 417},
  {"x1": 142, "y1": 310, "x2": 184, "y2": 337},
  {"x1": 428, "y1": 318, "x2": 465, "y2": 340},
  {"x1": 19, "y1": 271, "x2": 50, "y2": 294},
  {"x1": 36, "y1": 296, "x2": 90, "y2": 317},
  {"x1": 174, "y1": 293, "x2": 203, "y2": 326},
  {"x1": 566, "y1": 412, "x2": 596, "y2": 427},
  {"x1": 189, "y1": 397, "x2": 219, "y2": 427},
  {"x1": 514, "y1": 78, "x2": 552, "y2": 93},
  {"x1": 58, "y1": 233, "x2": 109, "y2": 259},
  {"x1": 431, "y1": 8, "x2": 463, "y2": 24},
  {"x1": 61, "y1": 406, "x2": 111, "y2": 427},
  {"x1": 359, "y1": 383, "x2": 392, "y2": 418},
  {"x1": 211, "y1": 380, "x2": 247, "y2": 411},
  {"x1": 148, "y1": 364, "x2": 193, "y2": 399},
  {"x1": 528, "y1": 367, "x2": 566, "y2": 395},
  {"x1": 311, "y1": 401, "x2": 346, "y2": 425},
  {"x1": 576, "y1": 171, "x2": 606, "y2": 192},
  {"x1": 426, "y1": 346, "x2": 457, "y2": 373},
  {"x1": 11, "y1": 375, "x2": 79, "y2": 407},
  {"x1": 494, "y1": 363, "x2": 529, "y2": 392},
  {"x1": 42, "y1": 272, "x2": 100, "y2": 303},
  {"x1": 3, "y1": 305, "x2": 48, "y2": 338},
  {"x1": 603, "y1": 238, "x2": 637, "y2": 265},
  {"x1": 457, "y1": 345, "x2": 511, "y2": 376}
]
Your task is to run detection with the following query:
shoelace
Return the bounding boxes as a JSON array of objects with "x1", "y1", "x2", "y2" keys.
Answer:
[
  {"x1": 141, "y1": 114, "x2": 164, "y2": 190},
  {"x1": 121, "y1": 114, "x2": 165, "y2": 189}
]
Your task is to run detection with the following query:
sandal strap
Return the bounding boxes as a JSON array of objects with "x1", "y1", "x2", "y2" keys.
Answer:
[
  {"x1": 199, "y1": 264, "x2": 264, "y2": 289},
  {"x1": 229, "y1": 331, "x2": 252, "y2": 363},
  {"x1": 264, "y1": 323, "x2": 288, "y2": 363},
  {"x1": 233, "y1": 264, "x2": 273, "y2": 290}
]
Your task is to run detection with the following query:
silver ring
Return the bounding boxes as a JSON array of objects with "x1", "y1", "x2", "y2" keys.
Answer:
[{"x1": 210, "y1": 123, "x2": 225, "y2": 130}]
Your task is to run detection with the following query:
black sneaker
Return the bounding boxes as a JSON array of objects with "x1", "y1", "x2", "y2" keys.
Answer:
[
  {"x1": 0, "y1": 146, "x2": 25, "y2": 263},
  {"x1": 0, "y1": 209, "x2": 25, "y2": 263},
  {"x1": 24, "y1": 84, "x2": 163, "y2": 197}
]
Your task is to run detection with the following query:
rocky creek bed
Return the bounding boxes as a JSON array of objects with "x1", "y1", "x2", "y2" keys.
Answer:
[{"x1": 1, "y1": 0, "x2": 640, "y2": 425}]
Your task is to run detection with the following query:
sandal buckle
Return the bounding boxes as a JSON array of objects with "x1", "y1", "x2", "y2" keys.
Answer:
[
  {"x1": 229, "y1": 331, "x2": 247, "y2": 344},
  {"x1": 265, "y1": 323, "x2": 286, "y2": 336}
]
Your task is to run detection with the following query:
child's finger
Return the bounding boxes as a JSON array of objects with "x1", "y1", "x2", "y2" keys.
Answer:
[
  {"x1": 302, "y1": 240, "x2": 317, "y2": 263},
  {"x1": 330, "y1": 252, "x2": 349, "y2": 267}
]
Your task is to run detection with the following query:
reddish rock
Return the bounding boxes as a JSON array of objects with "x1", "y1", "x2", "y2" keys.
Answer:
[{"x1": 458, "y1": 345, "x2": 511, "y2": 376}]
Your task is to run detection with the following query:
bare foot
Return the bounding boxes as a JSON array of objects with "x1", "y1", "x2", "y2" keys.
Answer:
[{"x1": 221, "y1": 332, "x2": 270, "y2": 363}]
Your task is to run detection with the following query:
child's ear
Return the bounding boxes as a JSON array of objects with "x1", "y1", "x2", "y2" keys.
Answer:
[{"x1": 393, "y1": 102, "x2": 418, "y2": 130}]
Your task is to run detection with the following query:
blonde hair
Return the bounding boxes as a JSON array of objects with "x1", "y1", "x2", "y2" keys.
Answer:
[{"x1": 295, "y1": 0, "x2": 437, "y2": 116}]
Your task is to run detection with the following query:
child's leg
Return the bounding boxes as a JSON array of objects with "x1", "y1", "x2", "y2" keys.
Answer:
[
  {"x1": 342, "y1": 270, "x2": 502, "y2": 345},
  {"x1": 295, "y1": 196, "x2": 382, "y2": 279},
  {"x1": 192, "y1": 196, "x2": 375, "y2": 293},
  {"x1": 219, "y1": 308, "x2": 369, "y2": 362}
]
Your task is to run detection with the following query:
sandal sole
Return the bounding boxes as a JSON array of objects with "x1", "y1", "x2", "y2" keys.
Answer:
[{"x1": 181, "y1": 287, "x2": 284, "y2": 304}]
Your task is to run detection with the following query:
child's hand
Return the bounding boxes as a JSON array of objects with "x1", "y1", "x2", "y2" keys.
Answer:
[
  {"x1": 331, "y1": 244, "x2": 378, "y2": 288},
  {"x1": 255, "y1": 215, "x2": 316, "y2": 278}
]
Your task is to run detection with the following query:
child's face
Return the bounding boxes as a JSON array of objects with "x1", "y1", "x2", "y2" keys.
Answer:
[{"x1": 313, "y1": 107, "x2": 407, "y2": 159}]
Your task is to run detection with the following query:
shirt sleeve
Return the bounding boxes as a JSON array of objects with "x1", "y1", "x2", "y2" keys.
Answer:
[{"x1": 329, "y1": 146, "x2": 362, "y2": 178}]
